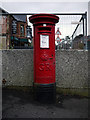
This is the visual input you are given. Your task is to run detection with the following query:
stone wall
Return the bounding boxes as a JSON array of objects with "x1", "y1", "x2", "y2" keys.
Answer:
[
  {"x1": 88, "y1": 1, "x2": 90, "y2": 35},
  {"x1": 56, "y1": 50, "x2": 88, "y2": 88},
  {"x1": 2, "y1": 49, "x2": 33, "y2": 86},
  {"x1": 0, "y1": 50, "x2": 2, "y2": 86},
  {"x1": 2, "y1": 49, "x2": 88, "y2": 89},
  {"x1": 0, "y1": 50, "x2": 2, "y2": 120}
]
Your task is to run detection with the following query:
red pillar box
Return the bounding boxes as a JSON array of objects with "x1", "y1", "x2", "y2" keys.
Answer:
[{"x1": 29, "y1": 14, "x2": 59, "y2": 103}]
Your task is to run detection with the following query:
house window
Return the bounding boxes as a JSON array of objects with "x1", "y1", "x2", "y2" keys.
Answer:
[{"x1": 20, "y1": 25, "x2": 24, "y2": 36}]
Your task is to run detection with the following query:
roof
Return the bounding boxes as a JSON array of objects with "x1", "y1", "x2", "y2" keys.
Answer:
[
  {"x1": 12, "y1": 15, "x2": 27, "y2": 22},
  {"x1": 0, "y1": 8, "x2": 26, "y2": 22},
  {"x1": 0, "y1": 7, "x2": 9, "y2": 14}
]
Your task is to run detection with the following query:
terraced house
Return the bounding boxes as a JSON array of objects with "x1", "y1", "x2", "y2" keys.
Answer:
[
  {"x1": 0, "y1": 8, "x2": 10, "y2": 49},
  {"x1": 0, "y1": 7, "x2": 32, "y2": 49}
]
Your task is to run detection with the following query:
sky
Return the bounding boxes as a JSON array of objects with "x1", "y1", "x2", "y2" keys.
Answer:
[
  {"x1": 0, "y1": 0, "x2": 89, "y2": 2},
  {"x1": 0, "y1": 1, "x2": 89, "y2": 39},
  {"x1": 0, "y1": 2, "x2": 88, "y2": 13}
]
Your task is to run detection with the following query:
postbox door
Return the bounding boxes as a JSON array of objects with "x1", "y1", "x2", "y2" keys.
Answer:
[{"x1": 34, "y1": 25, "x2": 55, "y2": 84}]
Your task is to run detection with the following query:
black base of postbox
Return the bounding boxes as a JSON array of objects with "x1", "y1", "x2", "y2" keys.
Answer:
[{"x1": 33, "y1": 83, "x2": 56, "y2": 104}]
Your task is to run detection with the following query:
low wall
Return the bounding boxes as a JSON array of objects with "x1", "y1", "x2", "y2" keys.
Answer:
[
  {"x1": 0, "y1": 50, "x2": 2, "y2": 87},
  {"x1": 0, "y1": 50, "x2": 2, "y2": 120},
  {"x1": 56, "y1": 50, "x2": 88, "y2": 88},
  {"x1": 2, "y1": 50, "x2": 33, "y2": 86},
  {"x1": 2, "y1": 50, "x2": 88, "y2": 93}
]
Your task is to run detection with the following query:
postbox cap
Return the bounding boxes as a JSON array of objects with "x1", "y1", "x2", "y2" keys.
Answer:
[{"x1": 29, "y1": 14, "x2": 59, "y2": 25}]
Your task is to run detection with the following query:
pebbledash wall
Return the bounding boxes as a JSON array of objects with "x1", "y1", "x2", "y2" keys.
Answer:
[{"x1": 2, "y1": 49, "x2": 88, "y2": 90}]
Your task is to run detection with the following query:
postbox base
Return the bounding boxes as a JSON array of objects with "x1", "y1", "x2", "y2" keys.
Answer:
[{"x1": 33, "y1": 83, "x2": 56, "y2": 104}]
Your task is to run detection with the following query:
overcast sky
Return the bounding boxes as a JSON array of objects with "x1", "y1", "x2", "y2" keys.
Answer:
[{"x1": 0, "y1": 2, "x2": 88, "y2": 13}]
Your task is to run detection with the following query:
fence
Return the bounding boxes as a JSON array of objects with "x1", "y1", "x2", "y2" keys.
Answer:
[{"x1": 0, "y1": 10, "x2": 88, "y2": 50}]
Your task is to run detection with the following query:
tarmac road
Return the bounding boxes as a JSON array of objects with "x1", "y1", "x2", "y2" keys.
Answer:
[{"x1": 2, "y1": 88, "x2": 89, "y2": 119}]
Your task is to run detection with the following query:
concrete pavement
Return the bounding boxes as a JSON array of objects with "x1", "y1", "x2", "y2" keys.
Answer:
[{"x1": 2, "y1": 88, "x2": 89, "y2": 119}]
